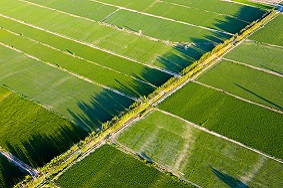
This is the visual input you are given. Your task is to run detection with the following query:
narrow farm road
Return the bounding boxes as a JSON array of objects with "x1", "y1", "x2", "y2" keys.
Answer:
[{"x1": 0, "y1": 148, "x2": 40, "y2": 178}]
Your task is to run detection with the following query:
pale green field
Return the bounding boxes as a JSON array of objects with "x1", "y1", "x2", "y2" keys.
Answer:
[
  {"x1": 0, "y1": 45, "x2": 133, "y2": 132},
  {"x1": 159, "y1": 82, "x2": 283, "y2": 159},
  {"x1": 250, "y1": 14, "x2": 283, "y2": 47},
  {"x1": 225, "y1": 41, "x2": 283, "y2": 73},
  {"x1": 198, "y1": 60, "x2": 283, "y2": 110},
  {"x1": 118, "y1": 110, "x2": 283, "y2": 187}
]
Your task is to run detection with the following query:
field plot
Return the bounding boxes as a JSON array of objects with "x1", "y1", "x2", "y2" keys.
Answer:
[
  {"x1": 0, "y1": 0, "x2": 172, "y2": 67},
  {"x1": 197, "y1": 60, "x2": 283, "y2": 110},
  {"x1": 0, "y1": 154, "x2": 28, "y2": 188},
  {"x1": 159, "y1": 82, "x2": 283, "y2": 159},
  {"x1": 103, "y1": 9, "x2": 230, "y2": 43},
  {"x1": 250, "y1": 14, "x2": 283, "y2": 46},
  {"x1": 0, "y1": 16, "x2": 171, "y2": 86},
  {"x1": 0, "y1": 28, "x2": 154, "y2": 98},
  {"x1": 0, "y1": 45, "x2": 133, "y2": 131},
  {"x1": 0, "y1": 86, "x2": 88, "y2": 168},
  {"x1": 97, "y1": 0, "x2": 266, "y2": 23},
  {"x1": 118, "y1": 110, "x2": 283, "y2": 187},
  {"x1": 0, "y1": 0, "x2": 213, "y2": 73},
  {"x1": 161, "y1": 0, "x2": 266, "y2": 22},
  {"x1": 225, "y1": 41, "x2": 283, "y2": 73},
  {"x1": 56, "y1": 145, "x2": 191, "y2": 188}
]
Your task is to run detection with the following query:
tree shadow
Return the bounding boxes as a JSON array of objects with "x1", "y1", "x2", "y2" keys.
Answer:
[
  {"x1": 68, "y1": 89, "x2": 134, "y2": 132},
  {"x1": 235, "y1": 83, "x2": 283, "y2": 111},
  {"x1": 211, "y1": 167, "x2": 249, "y2": 188},
  {"x1": 0, "y1": 155, "x2": 27, "y2": 188},
  {"x1": 4, "y1": 124, "x2": 88, "y2": 168}
]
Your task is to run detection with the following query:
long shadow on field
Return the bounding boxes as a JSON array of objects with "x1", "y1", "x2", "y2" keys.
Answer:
[
  {"x1": 68, "y1": 89, "x2": 133, "y2": 133},
  {"x1": 235, "y1": 83, "x2": 283, "y2": 111},
  {"x1": 4, "y1": 124, "x2": 88, "y2": 168},
  {"x1": 0, "y1": 155, "x2": 27, "y2": 188},
  {"x1": 214, "y1": 5, "x2": 265, "y2": 34},
  {"x1": 211, "y1": 167, "x2": 249, "y2": 188}
]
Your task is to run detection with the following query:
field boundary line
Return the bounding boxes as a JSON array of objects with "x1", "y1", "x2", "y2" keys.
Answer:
[
  {"x1": 112, "y1": 138, "x2": 202, "y2": 188},
  {"x1": 92, "y1": 0, "x2": 234, "y2": 36},
  {"x1": 223, "y1": 57, "x2": 283, "y2": 78},
  {"x1": 193, "y1": 80, "x2": 283, "y2": 114},
  {"x1": 0, "y1": 42, "x2": 137, "y2": 101},
  {"x1": 0, "y1": 14, "x2": 176, "y2": 77},
  {"x1": 0, "y1": 27, "x2": 157, "y2": 88},
  {"x1": 101, "y1": 8, "x2": 120, "y2": 22},
  {"x1": 246, "y1": 39, "x2": 283, "y2": 49},
  {"x1": 155, "y1": 108, "x2": 283, "y2": 164},
  {"x1": 164, "y1": 1, "x2": 250, "y2": 24}
]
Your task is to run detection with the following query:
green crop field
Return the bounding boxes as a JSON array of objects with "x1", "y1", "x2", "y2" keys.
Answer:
[
  {"x1": 250, "y1": 14, "x2": 283, "y2": 47},
  {"x1": 0, "y1": 0, "x2": 173, "y2": 65},
  {"x1": 0, "y1": 86, "x2": 88, "y2": 168},
  {"x1": 0, "y1": 45, "x2": 133, "y2": 131},
  {"x1": 159, "y1": 82, "x2": 283, "y2": 159},
  {"x1": 118, "y1": 110, "x2": 283, "y2": 187},
  {"x1": 225, "y1": 41, "x2": 283, "y2": 73},
  {"x1": 197, "y1": 60, "x2": 283, "y2": 110},
  {"x1": 0, "y1": 16, "x2": 172, "y2": 86},
  {"x1": 0, "y1": 154, "x2": 28, "y2": 188},
  {"x1": 161, "y1": 0, "x2": 266, "y2": 22},
  {"x1": 0, "y1": 28, "x2": 154, "y2": 98},
  {"x1": 104, "y1": 10, "x2": 230, "y2": 43},
  {"x1": 56, "y1": 145, "x2": 191, "y2": 188}
]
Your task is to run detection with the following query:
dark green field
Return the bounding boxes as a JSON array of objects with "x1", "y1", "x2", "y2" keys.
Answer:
[
  {"x1": 160, "y1": 82, "x2": 283, "y2": 159},
  {"x1": 57, "y1": 145, "x2": 191, "y2": 188}
]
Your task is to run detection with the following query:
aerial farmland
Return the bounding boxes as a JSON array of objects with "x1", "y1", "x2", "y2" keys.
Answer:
[{"x1": 0, "y1": 0, "x2": 282, "y2": 187}]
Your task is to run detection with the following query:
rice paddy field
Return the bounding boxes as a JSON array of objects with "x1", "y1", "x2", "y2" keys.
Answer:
[
  {"x1": 56, "y1": 145, "x2": 192, "y2": 188},
  {"x1": 0, "y1": 0, "x2": 276, "y2": 187},
  {"x1": 117, "y1": 110, "x2": 283, "y2": 187},
  {"x1": 250, "y1": 14, "x2": 283, "y2": 46}
]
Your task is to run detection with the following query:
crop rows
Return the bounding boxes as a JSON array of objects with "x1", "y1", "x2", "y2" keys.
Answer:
[
  {"x1": 118, "y1": 110, "x2": 283, "y2": 187},
  {"x1": 197, "y1": 60, "x2": 283, "y2": 110},
  {"x1": 159, "y1": 82, "x2": 283, "y2": 159},
  {"x1": 56, "y1": 145, "x2": 191, "y2": 188}
]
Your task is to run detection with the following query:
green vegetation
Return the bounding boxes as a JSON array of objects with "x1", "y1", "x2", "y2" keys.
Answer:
[
  {"x1": 104, "y1": 9, "x2": 230, "y2": 42},
  {"x1": 225, "y1": 41, "x2": 283, "y2": 73},
  {"x1": 250, "y1": 14, "x2": 283, "y2": 46},
  {"x1": 0, "y1": 155, "x2": 27, "y2": 188},
  {"x1": 98, "y1": 0, "x2": 265, "y2": 23},
  {"x1": 0, "y1": 45, "x2": 133, "y2": 131},
  {"x1": 159, "y1": 82, "x2": 283, "y2": 159},
  {"x1": 0, "y1": 28, "x2": 154, "y2": 97},
  {"x1": 0, "y1": 16, "x2": 171, "y2": 86},
  {"x1": 0, "y1": 86, "x2": 88, "y2": 167},
  {"x1": 118, "y1": 110, "x2": 283, "y2": 187},
  {"x1": 198, "y1": 60, "x2": 283, "y2": 110},
  {"x1": 232, "y1": 0, "x2": 274, "y2": 9},
  {"x1": 56, "y1": 145, "x2": 191, "y2": 188},
  {"x1": 0, "y1": 0, "x2": 172, "y2": 65},
  {"x1": 24, "y1": 0, "x2": 117, "y2": 21}
]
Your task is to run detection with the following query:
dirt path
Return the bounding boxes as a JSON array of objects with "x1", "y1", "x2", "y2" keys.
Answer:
[
  {"x1": 155, "y1": 108, "x2": 283, "y2": 164},
  {"x1": 0, "y1": 148, "x2": 39, "y2": 178},
  {"x1": 223, "y1": 57, "x2": 283, "y2": 78}
]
